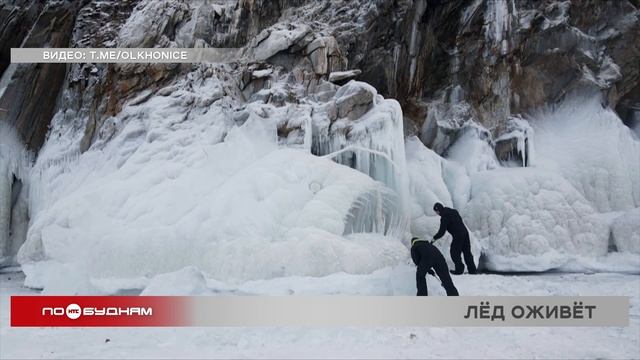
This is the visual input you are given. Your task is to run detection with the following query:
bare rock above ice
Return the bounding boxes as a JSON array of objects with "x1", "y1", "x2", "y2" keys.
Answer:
[
  {"x1": 334, "y1": 81, "x2": 375, "y2": 120},
  {"x1": 329, "y1": 70, "x2": 362, "y2": 84},
  {"x1": 250, "y1": 23, "x2": 311, "y2": 61}
]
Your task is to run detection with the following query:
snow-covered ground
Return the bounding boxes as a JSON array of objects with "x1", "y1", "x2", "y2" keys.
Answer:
[{"x1": 1, "y1": 268, "x2": 639, "y2": 359}]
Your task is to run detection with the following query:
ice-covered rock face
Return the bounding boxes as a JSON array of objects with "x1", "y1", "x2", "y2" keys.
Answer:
[
  {"x1": 3, "y1": 0, "x2": 639, "y2": 287},
  {"x1": 494, "y1": 116, "x2": 535, "y2": 167},
  {"x1": 116, "y1": 0, "x2": 189, "y2": 48},
  {"x1": 311, "y1": 81, "x2": 411, "y2": 241},
  {"x1": 17, "y1": 72, "x2": 409, "y2": 293},
  {"x1": 465, "y1": 168, "x2": 609, "y2": 272},
  {"x1": 435, "y1": 94, "x2": 639, "y2": 272},
  {"x1": 0, "y1": 123, "x2": 32, "y2": 266}
]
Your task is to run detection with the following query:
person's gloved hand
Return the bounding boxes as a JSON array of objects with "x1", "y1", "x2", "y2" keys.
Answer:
[{"x1": 427, "y1": 269, "x2": 436, "y2": 277}]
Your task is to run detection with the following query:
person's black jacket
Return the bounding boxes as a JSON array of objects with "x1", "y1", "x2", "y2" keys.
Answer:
[
  {"x1": 410, "y1": 239, "x2": 459, "y2": 296},
  {"x1": 411, "y1": 240, "x2": 444, "y2": 266},
  {"x1": 433, "y1": 207, "x2": 469, "y2": 240}
]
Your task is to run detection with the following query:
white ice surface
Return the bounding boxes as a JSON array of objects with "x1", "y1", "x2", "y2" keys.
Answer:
[
  {"x1": 313, "y1": 81, "x2": 411, "y2": 241},
  {"x1": 533, "y1": 97, "x2": 640, "y2": 212},
  {"x1": 611, "y1": 208, "x2": 640, "y2": 254},
  {"x1": 1, "y1": 269, "x2": 638, "y2": 359},
  {"x1": 445, "y1": 129, "x2": 499, "y2": 175},
  {"x1": 140, "y1": 266, "x2": 210, "y2": 296},
  {"x1": 405, "y1": 136, "x2": 452, "y2": 235},
  {"x1": 464, "y1": 168, "x2": 610, "y2": 272}
]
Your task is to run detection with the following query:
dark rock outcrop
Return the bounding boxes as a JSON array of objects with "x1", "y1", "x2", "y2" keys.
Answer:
[
  {"x1": 0, "y1": 0, "x2": 78, "y2": 151},
  {"x1": 0, "y1": 0, "x2": 44, "y2": 78}
]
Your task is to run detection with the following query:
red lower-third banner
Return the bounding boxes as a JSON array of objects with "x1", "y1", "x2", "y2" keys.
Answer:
[
  {"x1": 11, "y1": 296, "x2": 189, "y2": 327},
  {"x1": 11, "y1": 296, "x2": 629, "y2": 327}
]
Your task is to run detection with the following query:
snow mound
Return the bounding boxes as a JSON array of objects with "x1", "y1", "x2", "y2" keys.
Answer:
[
  {"x1": 533, "y1": 97, "x2": 640, "y2": 212},
  {"x1": 611, "y1": 208, "x2": 640, "y2": 254},
  {"x1": 465, "y1": 168, "x2": 609, "y2": 271},
  {"x1": 141, "y1": 266, "x2": 209, "y2": 295}
]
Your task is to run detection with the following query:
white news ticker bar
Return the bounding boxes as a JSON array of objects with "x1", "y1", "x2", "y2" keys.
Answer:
[
  {"x1": 11, "y1": 48, "x2": 244, "y2": 63},
  {"x1": 188, "y1": 296, "x2": 629, "y2": 327}
]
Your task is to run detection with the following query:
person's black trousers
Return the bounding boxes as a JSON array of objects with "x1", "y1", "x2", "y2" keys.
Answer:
[
  {"x1": 450, "y1": 232, "x2": 477, "y2": 274},
  {"x1": 416, "y1": 258, "x2": 459, "y2": 296}
]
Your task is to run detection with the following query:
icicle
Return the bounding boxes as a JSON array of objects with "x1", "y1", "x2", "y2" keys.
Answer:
[
  {"x1": 484, "y1": 0, "x2": 512, "y2": 55},
  {"x1": 302, "y1": 111, "x2": 313, "y2": 152}
]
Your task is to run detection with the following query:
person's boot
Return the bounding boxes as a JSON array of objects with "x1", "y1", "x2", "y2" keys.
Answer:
[{"x1": 449, "y1": 268, "x2": 464, "y2": 275}]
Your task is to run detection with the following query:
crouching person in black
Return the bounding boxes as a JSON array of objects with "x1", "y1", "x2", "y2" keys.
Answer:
[{"x1": 411, "y1": 237, "x2": 459, "y2": 296}]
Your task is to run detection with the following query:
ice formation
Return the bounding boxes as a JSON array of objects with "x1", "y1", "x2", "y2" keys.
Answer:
[
  {"x1": 494, "y1": 116, "x2": 535, "y2": 167},
  {"x1": 404, "y1": 136, "x2": 481, "y2": 269},
  {"x1": 464, "y1": 168, "x2": 610, "y2": 271},
  {"x1": 442, "y1": 95, "x2": 639, "y2": 272},
  {"x1": 445, "y1": 127, "x2": 500, "y2": 174},
  {"x1": 311, "y1": 81, "x2": 410, "y2": 241},
  {"x1": 0, "y1": 123, "x2": 32, "y2": 266},
  {"x1": 405, "y1": 136, "x2": 452, "y2": 237},
  {"x1": 533, "y1": 97, "x2": 640, "y2": 212},
  {"x1": 611, "y1": 208, "x2": 640, "y2": 254},
  {"x1": 483, "y1": 0, "x2": 516, "y2": 55},
  {"x1": 17, "y1": 75, "x2": 410, "y2": 293}
]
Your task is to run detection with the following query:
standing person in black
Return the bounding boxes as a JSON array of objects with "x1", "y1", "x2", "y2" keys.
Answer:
[
  {"x1": 410, "y1": 237, "x2": 459, "y2": 296},
  {"x1": 432, "y1": 202, "x2": 477, "y2": 275}
]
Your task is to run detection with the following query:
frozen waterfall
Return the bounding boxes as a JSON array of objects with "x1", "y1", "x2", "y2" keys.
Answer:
[{"x1": 311, "y1": 82, "x2": 410, "y2": 241}]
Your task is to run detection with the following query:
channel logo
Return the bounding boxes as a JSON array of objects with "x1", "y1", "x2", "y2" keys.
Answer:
[
  {"x1": 12, "y1": 296, "x2": 184, "y2": 327},
  {"x1": 66, "y1": 303, "x2": 81, "y2": 319},
  {"x1": 41, "y1": 304, "x2": 152, "y2": 319}
]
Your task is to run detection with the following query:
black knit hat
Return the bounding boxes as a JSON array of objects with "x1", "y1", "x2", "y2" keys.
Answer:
[{"x1": 433, "y1": 203, "x2": 444, "y2": 212}]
